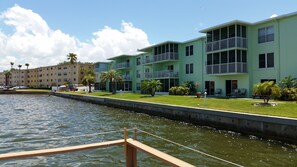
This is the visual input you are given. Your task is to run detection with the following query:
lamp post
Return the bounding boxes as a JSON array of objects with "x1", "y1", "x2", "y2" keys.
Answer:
[{"x1": 204, "y1": 91, "x2": 207, "y2": 106}]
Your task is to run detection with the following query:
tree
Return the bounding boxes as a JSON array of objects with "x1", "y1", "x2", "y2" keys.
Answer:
[
  {"x1": 82, "y1": 74, "x2": 95, "y2": 93},
  {"x1": 253, "y1": 81, "x2": 280, "y2": 104},
  {"x1": 100, "y1": 70, "x2": 122, "y2": 94},
  {"x1": 67, "y1": 53, "x2": 78, "y2": 89},
  {"x1": 4, "y1": 70, "x2": 11, "y2": 86},
  {"x1": 141, "y1": 79, "x2": 162, "y2": 97},
  {"x1": 25, "y1": 63, "x2": 29, "y2": 70},
  {"x1": 18, "y1": 64, "x2": 22, "y2": 86},
  {"x1": 67, "y1": 53, "x2": 78, "y2": 64},
  {"x1": 278, "y1": 76, "x2": 297, "y2": 89},
  {"x1": 10, "y1": 62, "x2": 14, "y2": 70},
  {"x1": 277, "y1": 76, "x2": 297, "y2": 101}
]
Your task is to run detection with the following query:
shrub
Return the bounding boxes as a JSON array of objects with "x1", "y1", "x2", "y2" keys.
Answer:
[{"x1": 169, "y1": 86, "x2": 189, "y2": 95}]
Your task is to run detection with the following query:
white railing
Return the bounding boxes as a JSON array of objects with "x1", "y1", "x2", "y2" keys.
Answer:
[
  {"x1": 206, "y1": 62, "x2": 247, "y2": 74},
  {"x1": 144, "y1": 71, "x2": 179, "y2": 79},
  {"x1": 143, "y1": 52, "x2": 179, "y2": 65},
  {"x1": 122, "y1": 75, "x2": 131, "y2": 81},
  {"x1": 114, "y1": 62, "x2": 130, "y2": 69},
  {"x1": 206, "y1": 37, "x2": 247, "y2": 52}
]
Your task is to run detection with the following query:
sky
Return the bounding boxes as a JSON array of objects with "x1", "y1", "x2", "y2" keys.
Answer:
[{"x1": 0, "y1": 0, "x2": 297, "y2": 71}]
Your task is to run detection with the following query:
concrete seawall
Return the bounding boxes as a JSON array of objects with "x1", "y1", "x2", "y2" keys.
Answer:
[{"x1": 54, "y1": 93, "x2": 297, "y2": 144}]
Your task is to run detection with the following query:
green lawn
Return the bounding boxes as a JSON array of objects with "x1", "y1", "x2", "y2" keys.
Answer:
[{"x1": 64, "y1": 91, "x2": 297, "y2": 118}]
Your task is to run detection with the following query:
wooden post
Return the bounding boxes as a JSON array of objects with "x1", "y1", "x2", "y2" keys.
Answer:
[
  {"x1": 126, "y1": 143, "x2": 137, "y2": 167},
  {"x1": 133, "y1": 128, "x2": 137, "y2": 140}
]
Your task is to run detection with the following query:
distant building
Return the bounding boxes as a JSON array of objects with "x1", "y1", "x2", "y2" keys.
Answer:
[{"x1": 0, "y1": 62, "x2": 94, "y2": 88}]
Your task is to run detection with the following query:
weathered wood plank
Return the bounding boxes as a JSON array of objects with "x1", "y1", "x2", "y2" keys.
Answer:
[
  {"x1": 127, "y1": 139, "x2": 194, "y2": 167},
  {"x1": 0, "y1": 139, "x2": 124, "y2": 160}
]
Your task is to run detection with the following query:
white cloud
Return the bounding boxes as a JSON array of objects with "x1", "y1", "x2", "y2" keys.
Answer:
[
  {"x1": 0, "y1": 5, "x2": 150, "y2": 71},
  {"x1": 270, "y1": 14, "x2": 278, "y2": 18}
]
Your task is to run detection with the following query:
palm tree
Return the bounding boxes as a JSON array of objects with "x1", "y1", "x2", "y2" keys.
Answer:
[
  {"x1": 100, "y1": 70, "x2": 122, "y2": 94},
  {"x1": 141, "y1": 79, "x2": 162, "y2": 97},
  {"x1": 25, "y1": 63, "x2": 29, "y2": 86},
  {"x1": 25, "y1": 63, "x2": 29, "y2": 70},
  {"x1": 253, "y1": 81, "x2": 280, "y2": 104},
  {"x1": 67, "y1": 53, "x2": 77, "y2": 89},
  {"x1": 10, "y1": 62, "x2": 14, "y2": 70},
  {"x1": 18, "y1": 64, "x2": 22, "y2": 86},
  {"x1": 4, "y1": 70, "x2": 11, "y2": 86},
  {"x1": 82, "y1": 74, "x2": 95, "y2": 93}
]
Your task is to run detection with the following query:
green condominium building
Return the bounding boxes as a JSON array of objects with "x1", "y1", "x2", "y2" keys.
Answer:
[{"x1": 94, "y1": 11, "x2": 297, "y2": 97}]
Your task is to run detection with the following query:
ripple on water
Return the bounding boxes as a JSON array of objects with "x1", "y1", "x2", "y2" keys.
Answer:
[{"x1": 0, "y1": 95, "x2": 297, "y2": 167}]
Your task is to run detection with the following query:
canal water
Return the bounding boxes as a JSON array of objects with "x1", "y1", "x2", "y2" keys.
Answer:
[{"x1": 0, "y1": 95, "x2": 296, "y2": 166}]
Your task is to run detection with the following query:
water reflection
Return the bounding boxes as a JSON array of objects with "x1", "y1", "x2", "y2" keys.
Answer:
[{"x1": 0, "y1": 95, "x2": 296, "y2": 166}]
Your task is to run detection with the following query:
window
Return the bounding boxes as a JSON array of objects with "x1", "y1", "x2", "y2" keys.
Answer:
[
  {"x1": 136, "y1": 83, "x2": 141, "y2": 91},
  {"x1": 259, "y1": 53, "x2": 274, "y2": 68},
  {"x1": 267, "y1": 53, "x2": 274, "y2": 68},
  {"x1": 136, "y1": 57, "x2": 141, "y2": 65},
  {"x1": 168, "y1": 65, "x2": 174, "y2": 71},
  {"x1": 207, "y1": 54, "x2": 212, "y2": 65},
  {"x1": 261, "y1": 79, "x2": 276, "y2": 83},
  {"x1": 258, "y1": 26, "x2": 274, "y2": 43},
  {"x1": 185, "y1": 45, "x2": 194, "y2": 56},
  {"x1": 64, "y1": 72, "x2": 67, "y2": 76},
  {"x1": 136, "y1": 70, "x2": 141, "y2": 78},
  {"x1": 58, "y1": 67, "x2": 61, "y2": 70},
  {"x1": 63, "y1": 66, "x2": 67, "y2": 69},
  {"x1": 186, "y1": 63, "x2": 193, "y2": 74}
]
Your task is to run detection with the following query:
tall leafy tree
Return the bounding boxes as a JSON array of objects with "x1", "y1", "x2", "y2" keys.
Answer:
[
  {"x1": 141, "y1": 79, "x2": 162, "y2": 97},
  {"x1": 66, "y1": 53, "x2": 77, "y2": 88},
  {"x1": 100, "y1": 70, "x2": 122, "y2": 94}
]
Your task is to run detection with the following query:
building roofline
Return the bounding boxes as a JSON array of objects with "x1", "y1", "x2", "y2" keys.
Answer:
[
  {"x1": 107, "y1": 54, "x2": 137, "y2": 60},
  {"x1": 253, "y1": 11, "x2": 297, "y2": 25},
  {"x1": 199, "y1": 20, "x2": 251, "y2": 33},
  {"x1": 138, "y1": 41, "x2": 181, "y2": 52},
  {"x1": 182, "y1": 36, "x2": 206, "y2": 43}
]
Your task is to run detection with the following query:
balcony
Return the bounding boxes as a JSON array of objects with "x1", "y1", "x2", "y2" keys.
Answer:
[
  {"x1": 114, "y1": 62, "x2": 130, "y2": 69},
  {"x1": 206, "y1": 62, "x2": 248, "y2": 75},
  {"x1": 121, "y1": 75, "x2": 131, "y2": 81},
  {"x1": 144, "y1": 70, "x2": 179, "y2": 79},
  {"x1": 206, "y1": 37, "x2": 247, "y2": 52},
  {"x1": 143, "y1": 52, "x2": 179, "y2": 65}
]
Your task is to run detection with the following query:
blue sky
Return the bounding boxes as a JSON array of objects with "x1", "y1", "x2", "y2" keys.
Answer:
[
  {"x1": 1, "y1": 0, "x2": 297, "y2": 43},
  {"x1": 0, "y1": 0, "x2": 296, "y2": 70}
]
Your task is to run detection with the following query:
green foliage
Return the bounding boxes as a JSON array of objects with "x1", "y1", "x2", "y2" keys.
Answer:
[
  {"x1": 100, "y1": 70, "x2": 123, "y2": 94},
  {"x1": 141, "y1": 80, "x2": 162, "y2": 97},
  {"x1": 277, "y1": 76, "x2": 297, "y2": 101},
  {"x1": 82, "y1": 74, "x2": 95, "y2": 93},
  {"x1": 67, "y1": 53, "x2": 78, "y2": 64},
  {"x1": 169, "y1": 86, "x2": 189, "y2": 95},
  {"x1": 253, "y1": 81, "x2": 281, "y2": 103},
  {"x1": 182, "y1": 81, "x2": 196, "y2": 95}
]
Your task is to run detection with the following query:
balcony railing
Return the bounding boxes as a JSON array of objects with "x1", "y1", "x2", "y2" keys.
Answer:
[
  {"x1": 206, "y1": 62, "x2": 248, "y2": 75},
  {"x1": 121, "y1": 75, "x2": 131, "y2": 81},
  {"x1": 206, "y1": 37, "x2": 247, "y2": 52},
  {"x1": 143, "y1": 52, "x2": 179, "y2": 65},
  {"x1": 144, "y1": 70, "x2": 179, "y2": 79},
  {"x1": 114, "y1": 62, "x2": 130, "y2": 69}
]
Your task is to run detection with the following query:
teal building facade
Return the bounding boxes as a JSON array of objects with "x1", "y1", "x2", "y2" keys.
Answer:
[{"x1": 95, "y1": 12, "x2": 297, "y2": 97}]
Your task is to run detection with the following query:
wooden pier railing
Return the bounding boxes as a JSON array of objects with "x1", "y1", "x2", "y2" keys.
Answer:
[{"x1": 0, "y1": 128, "x2": 194, "y2": 167}]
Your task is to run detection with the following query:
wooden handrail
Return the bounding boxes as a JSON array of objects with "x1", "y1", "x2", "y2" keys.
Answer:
[
  {"x1": 0, "y1": 138, "x2": 194, "y2": 167},
  {"x1": 127, "y1": 139, "x2": 194, "y2": 167},
  {"x1": 0, "y1": 139, "x2": 124, "y2": 161}
]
